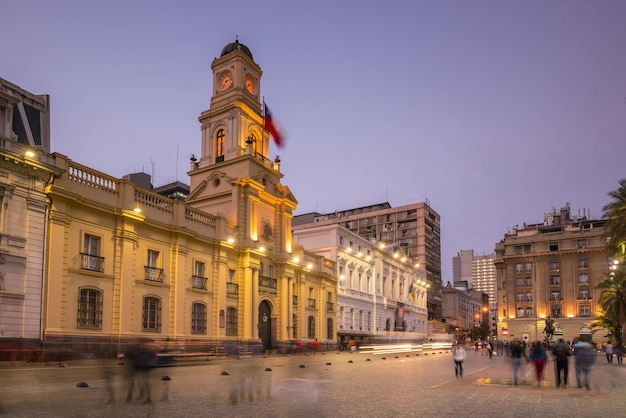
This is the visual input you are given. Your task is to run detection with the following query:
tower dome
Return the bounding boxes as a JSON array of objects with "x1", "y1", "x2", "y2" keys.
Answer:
[{"x1": 220, "y1": 39, "x2": 254, "y2": 61}]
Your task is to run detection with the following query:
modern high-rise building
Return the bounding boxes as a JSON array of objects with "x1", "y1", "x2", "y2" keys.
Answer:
[
  {"x1": 452, "y1": 249, "x2": 474, "y2": 287},
  {"x1": 452, "y1": 249, "x2": 497, "y2": 334},
  {"x1": 293, "y1": 201, "x2": 442, "y2": 321},
  {"x1": 494, "y1": 203, "x2": 609, "y2": 345}
]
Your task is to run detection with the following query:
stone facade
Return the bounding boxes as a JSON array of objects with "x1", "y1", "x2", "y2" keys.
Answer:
[
  {"x1": 495, "y1": 203, "x2": 609, "y2": 344},
  {"x1": 0, "y1": 78, "x2": 62, "y2": 360}
]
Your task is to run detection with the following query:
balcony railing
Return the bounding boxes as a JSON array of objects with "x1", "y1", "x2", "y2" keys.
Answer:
[
  {"x1": 293, "y1": 295, "x2": 298, "y2": 306},
  {"x1": 144, "y1": 266, "x2": 164, "y2": 282},
  {"x1": 326, "y1": 302, "x2": 334, "y2": 312},
  {"x1": 259, "y1": 275, "x2": 277, "y2": 289},
  {"x1": 307, "y1": 298, "x2": 317, "y2": 309},
  {"x1": 80, "y1": 253, "x2": 105, "y2": 273},
  {"x1": 227, "y1": 282, "x2": 239, "y2": 296},
  {"x1": 192, "y1": 275, "x2": 208, "y2": 290}
]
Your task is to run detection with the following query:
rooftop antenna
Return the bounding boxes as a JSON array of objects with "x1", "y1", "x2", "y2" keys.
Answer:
[{"x1": 176, "y1": 141, "x2": 179, "y2": 181}]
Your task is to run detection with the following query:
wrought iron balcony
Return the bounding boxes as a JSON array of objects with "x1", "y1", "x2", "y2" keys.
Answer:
[
  {"x1": 227, "y1": 282, "x2": 239, "y2": 296},
  {"x1": 144, "y1": 266, "x2": 164, "y2": 282},
  {"x1": 80, "y1": 253, "x2": 104, "y2": 273},
  {"x1": 293, "y1": 295, "x2": 298, "y2": 306},
  {"x1": 307, "y1": 298, "x2": 317, "y2": 309},
  {"x1": 259, "y1": 275, "x2": 277, "y2": 289},
  {"x1": 192, "y1": 275, "x2": 208, "y2": 290},
  {"x1": 326, "y1": 302, "x2": 334, "y2": 311}
]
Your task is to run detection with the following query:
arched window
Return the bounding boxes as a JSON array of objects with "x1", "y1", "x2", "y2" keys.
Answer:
[
  {"x1": 327, "y1": 318, "x2": 334, "y2": 339},
  {"x1": 307, "y1": 315, "x2": 316, "y2": 339},
  {"x1": 249, "y1": 133, "x2": 259, "y2": 154},
  {"x1": 142, "y1": 296, "x2": 162, "y2": 332},
  {"x1": 191, "y1": 302, "x2": 207, "y2": 334},
  {"x1": 216, "y1": 129, "x2": 225, "y2": 162},
  {"x1": 77, "y1": 287, "x2": 102, "y2": 329}
]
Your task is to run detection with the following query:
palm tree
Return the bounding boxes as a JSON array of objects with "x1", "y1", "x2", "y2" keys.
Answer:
[
  {"x1": 596, "y1": 269, "x2": 626, "y2": 343},
  {"x1": 603, "y1": 178, "x2": 626, "y2": 258}
]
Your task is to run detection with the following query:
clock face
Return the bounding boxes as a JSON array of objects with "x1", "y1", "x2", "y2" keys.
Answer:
[
  {"x1": 219, "y1": 71, "x2": 233, "y2": 90},
  {"x1": 245, "y1": 74, "x2": 256, "y2": 94}
]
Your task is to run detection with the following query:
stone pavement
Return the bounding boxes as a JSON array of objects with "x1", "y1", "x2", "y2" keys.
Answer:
[{"x1": 1, "y1": 349, "x2": 625, "y2": 417}]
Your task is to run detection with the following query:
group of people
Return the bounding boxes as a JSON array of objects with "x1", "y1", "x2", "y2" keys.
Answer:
[{"x1": 452, "y1": 337, "x2": 599, "y2": 389}]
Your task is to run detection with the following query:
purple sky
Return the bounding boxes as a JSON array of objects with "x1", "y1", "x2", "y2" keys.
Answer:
[{"x1": 3, "y1": 1, "x2": 625, "y2": 281}]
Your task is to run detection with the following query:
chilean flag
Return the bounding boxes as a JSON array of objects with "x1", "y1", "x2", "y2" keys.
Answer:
[{"x1": 264, "y1": 102, "x2": 286, "y2": 148}]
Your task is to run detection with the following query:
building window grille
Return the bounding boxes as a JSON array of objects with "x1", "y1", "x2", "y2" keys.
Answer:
[
  {"x1": 191, "y1": 302, "x2": 207, "y2": 334},
  {"x1": 226, "y1": 307, "x2": 237, "y2": 336},
  {"x1": 77, "y1": 287, "x2": 102, "y2": 329},
  {"x1": 307, "y1": 315, "x2": 316, "y2": 339},
  {"x1": 142, "y1": 296, "x2": 161, "y2": 332}
]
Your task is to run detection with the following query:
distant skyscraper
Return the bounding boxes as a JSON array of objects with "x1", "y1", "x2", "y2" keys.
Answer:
[{"x1": 452, "y1": 249, "x2": 474, "y2": 288}]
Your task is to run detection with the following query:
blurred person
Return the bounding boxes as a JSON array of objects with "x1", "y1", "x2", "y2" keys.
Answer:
[
  {"x1": 573, "y1": 339, "x2": 596, "y2": 390},
  {"x1": 551, "y1": 338, "x2": 570, "y2": 388},
  {"x1": 509, "y1": 339, "x2": 527, "y2": 386},
  {"x1": 529, "y1": 341, "x2": 547, "y2": 387},
  {"x1": 614, "y1": 341, "x2": 623, "y2": 365},
  {"x1": 125, "y1": 340, "x2": 158, "y2": 403},
  {"x1": 487, "y1": 340, "x2": 494, "y2": 359},
  {"x1": 452, "y1": 342, "x2": 466, "y2": 378},
  {"x1": 605, "y1": 340, "x2": 614, "y2": 363}
]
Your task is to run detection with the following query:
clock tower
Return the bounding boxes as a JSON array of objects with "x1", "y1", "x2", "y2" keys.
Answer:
[{"x1": 187, "y1": 39, "x2": 296, "y2": 256}]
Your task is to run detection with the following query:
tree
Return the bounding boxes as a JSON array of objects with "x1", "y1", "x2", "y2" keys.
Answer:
[
  {"x1": 595, "y1": 269, "x2": 626, "y2": 343},
  {"x1": 603, "y1": 178, "x2": 626, "y2": 258}
]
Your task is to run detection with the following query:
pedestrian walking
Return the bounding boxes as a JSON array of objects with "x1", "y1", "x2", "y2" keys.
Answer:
[
  {"x1": 487, "y1": 340, "x2": 494, "y2": 359},
  {"x1": 509, "y1": 339, "x2": 527, "y2": 386},
  {"x1": 573, "y1": 339, "x2": 596, "y2": 390},
  {"x1": 530, "y1": 341, "x2": 547, "y2": 387},
  {"x1": 452, "y1": 342, "x2": 467, "y2": 378},
  {"x1": 614, "y1": 341, "x2": 623, "y2": 364},
  {"x1": 551, "y1": 338, "x2": 570, "y2": 388},
  {"x1": 605, "y1": 341, "x2": 614, "y2": 363}
]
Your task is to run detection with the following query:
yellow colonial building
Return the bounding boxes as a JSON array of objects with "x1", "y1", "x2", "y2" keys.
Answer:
[{"x1": 42, "y1": 40, "x2": 337, "y2": 358}]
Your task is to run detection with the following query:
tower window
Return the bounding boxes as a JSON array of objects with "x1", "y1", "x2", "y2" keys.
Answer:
[{"x1": 216, "y1": 129, "x2": 225, "y2": 162}]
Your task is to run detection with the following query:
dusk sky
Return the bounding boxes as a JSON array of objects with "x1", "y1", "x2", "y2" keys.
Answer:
[{"x1": 3, "y1": 1, "x2": 625, "y2": 281}]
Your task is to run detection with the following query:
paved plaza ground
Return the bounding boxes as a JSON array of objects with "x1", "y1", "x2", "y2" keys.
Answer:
[{"x1": 1, "y1": 348, "x2": 624, "y2": 417}]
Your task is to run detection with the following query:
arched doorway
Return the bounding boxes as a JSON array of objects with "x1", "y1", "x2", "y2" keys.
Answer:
[{"x1": 258, "y1": 300, "x2": 273, "y2": 351}]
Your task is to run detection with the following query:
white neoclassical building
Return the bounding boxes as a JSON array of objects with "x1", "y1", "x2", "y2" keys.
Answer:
[{"x1": 293, "y1": 223, "x2": 429, "y2": 348}]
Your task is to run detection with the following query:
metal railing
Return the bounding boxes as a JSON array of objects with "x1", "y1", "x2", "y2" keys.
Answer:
[
  {"x1": 145, "y1": 266, "x2": 164, "y2": 282},
  {"x1": 192, "y1": 275, "x2": 208, "y2": 290},
  {"x1": 80, "y1": 253, "x2": 105, "y2": 273},
  {"x1": 227, "y1": 282, "x2": 239, "y2": 296},
  {"x1": 259, "y1": 275, "x2": 277, "y2": 289}
]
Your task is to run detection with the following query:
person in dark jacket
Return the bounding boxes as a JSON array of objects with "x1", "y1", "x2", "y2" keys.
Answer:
[
  {"x1": 552, "y1": 338, "x2": 571, "y2": 388},
  {"x1": 509, "y1": 340, "x2": 527, "y2": 386}
]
